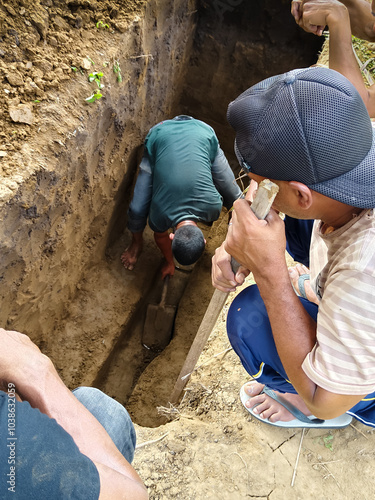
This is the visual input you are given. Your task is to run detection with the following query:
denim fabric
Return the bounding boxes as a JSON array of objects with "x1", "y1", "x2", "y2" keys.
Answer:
[
  {"x1": 73, "y1": 387, "x2": 136, "y2": 463},
  {"x1": 0, "y1": 391, "x2": 100, "y2": 500},
  {"x1": 227, "y1": 284, "x2": 375, "y2": 427},
  {"x1": 227, "y1": 284, "x2": 317, "y2": 394}
]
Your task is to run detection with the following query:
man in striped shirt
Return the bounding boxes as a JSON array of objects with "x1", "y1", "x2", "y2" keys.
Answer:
[{"x1": 212, "y1": 66, "x2": 375, "y2": 427}]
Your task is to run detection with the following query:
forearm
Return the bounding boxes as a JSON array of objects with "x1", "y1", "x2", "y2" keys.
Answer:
[
  {"x1": 339, "y1": 0, "x2": 375, "y2": 41},
  {"x1": 154, "y1": 231, "x2": 173, "y2": 264},
  {"x1": 327, "y1": 7, "x2": 374, "y2": 112},
  {"x1": 14, "y1": 358, "x2": 146, "y2": 496},
  {"x1": 256, "y1": 271, "x2": 363, "y2": 418},
  {"x1": 255, "y1": 269, "x2": 318, "y2": 394}
]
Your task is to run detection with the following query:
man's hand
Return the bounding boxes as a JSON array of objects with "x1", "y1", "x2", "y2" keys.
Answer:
[
  {"x1": 293, "y1": 0, "x2": 375, "y2": 41},
  {"x1": 224, "y1": 200, "x2": 287, "y2": 283},
  {"x1": 0, "y1": 328, "x2": 50, "y2": 395},
  {"x1": 211, "y1": 243, "x2": 249, "y2": 292},
  {"x1": 291, "y1": 0, "x2": 348, "y2": 36},
  {"x1": 292, "y1": 0, "x2": 375, "y2": 117},
  {"x1": 161, "y1": 261, "x2": 175, "y2": 280},
  {"x1": 154, "y1": 231, "x2": 175, "y2": 279},
  {"x1": 0, "y1": 328, "x2": 148, "y2": 499}
]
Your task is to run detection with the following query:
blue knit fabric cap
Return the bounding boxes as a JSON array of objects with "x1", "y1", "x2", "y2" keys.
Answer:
[{"x1": 227, "y1": 67, "x2": 375, "y2": 208}]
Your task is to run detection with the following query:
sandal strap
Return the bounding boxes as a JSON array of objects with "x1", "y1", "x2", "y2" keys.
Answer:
[
  {"x1": 262, "y1": 386, "x2": 324, "y2": 424},
  {"x1": 297, "y1": 274, "x2": 310, "y2": 299}
]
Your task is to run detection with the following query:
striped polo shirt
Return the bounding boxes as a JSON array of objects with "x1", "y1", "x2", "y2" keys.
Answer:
[{"x1": 302, "y1": 209, "x2": 375, "y2": 395}]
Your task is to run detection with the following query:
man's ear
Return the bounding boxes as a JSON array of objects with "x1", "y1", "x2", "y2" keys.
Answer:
[
  {"x1": 169, "y1": 233, "x2": 174, "y2": 241},
  {"x1": 288, "y1": 181, "x2": 313, "y2": 210}
]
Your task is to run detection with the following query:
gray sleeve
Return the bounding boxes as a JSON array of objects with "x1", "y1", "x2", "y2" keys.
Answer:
[
  {"x1": 211, "y1": 147, "x2": 243, "y2": 210},
  {"x1": 127, "y1": 154, "x2": 153, "y2": 233}
]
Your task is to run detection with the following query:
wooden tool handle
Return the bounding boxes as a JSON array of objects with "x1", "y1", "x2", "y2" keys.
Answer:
[
  {"x1": 160, "y1": 275, "x2": 169, "y2": 307},
  {"x1": 230, "y1": 179, "x2": 279, "y2": 273},
  {"x1": 169, "y1": 179, "x2": 279, "y2": 404}
]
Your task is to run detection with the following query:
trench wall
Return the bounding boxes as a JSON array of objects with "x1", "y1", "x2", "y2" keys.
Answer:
[
  {"x1": 0, "y1": 0, "x2": 322, "y2": 390},
  {"x1": 0, "y1": 0, "x2": 198, "y2": 352},
  {"x1": 179, "y1": 0, "x2": 323, "y2": 172}
]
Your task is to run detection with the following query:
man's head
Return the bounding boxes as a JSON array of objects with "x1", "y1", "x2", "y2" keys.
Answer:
[
  {"x1": 227, "y1": 67, "x2": 375, "y2": 209},
  {"x1": 171, "y1": 223, "x2": 205, "y2": 266}
]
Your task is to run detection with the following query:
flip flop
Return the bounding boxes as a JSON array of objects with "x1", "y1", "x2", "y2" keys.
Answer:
[
  {"x1": 240, "y1": 383, "x2": 353, "y2": 429},
  {"x1": 290, "y1": 272, "x2": 310, "y2": 299},
  {"x1": 297, "y1": 274, "x2": 310, "y2": 299}
]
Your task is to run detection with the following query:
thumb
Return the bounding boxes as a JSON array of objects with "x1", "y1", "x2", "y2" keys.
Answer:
[{"x1": 235, "y1": 267, "x2": 250, "y2": 285}]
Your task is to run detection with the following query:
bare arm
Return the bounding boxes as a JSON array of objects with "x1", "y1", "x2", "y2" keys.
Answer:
[
  {"x1": 295, "y1": 0, "x2": 375, "y2": 116},
  {"x1": 339, "y1": 0, "x2": 375, "y2": 41},
  {"x1": 0, "y1": 329, "x2": 148, "y2": 500},
  {"x1": 225, "y1": 201, "x2": 365, "y2": 419},
  {"x1": 154, "y1": 231, "x2": 175, "y2": 278},
  {"x1": 292, "y1": 0, "x2": 375, "y2": 40}
]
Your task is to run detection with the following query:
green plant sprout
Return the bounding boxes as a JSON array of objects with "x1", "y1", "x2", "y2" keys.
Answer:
[
  {"x1": 96, "y1": 20, "x2": 109, "y2": 29},
  {"x1": 88, "y1": 71, "x2": 104, "y2": 89},
  {"x1": 86, "y1": 56, "x2": 95, "y2": 66},
  {"x1": 113, "y1": 61, "x2": 122, "y2": 83},
  {"x1": 85, "y1": 90, "x2": 102, "y2": 103},
  {"x1": 71, "y1": 66, "x2": 78, "y2": 72},
  {"x1": 322, "y1": 434, "x2": 334, "y2": 451}
]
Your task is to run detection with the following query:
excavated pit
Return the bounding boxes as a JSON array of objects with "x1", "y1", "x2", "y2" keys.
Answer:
[{"x1": 0, "y1": 0, "x2": 322, "y2": 427}]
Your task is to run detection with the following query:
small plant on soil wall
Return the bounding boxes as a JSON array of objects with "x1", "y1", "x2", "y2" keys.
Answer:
[
  {"x1": 113, "y1": 61, "x2": 122, "y2": 83},
  {"x1": 96, "y1": 20, "x2": 110, "y2": 29},
  {"x1": 85, "y1": 71, "x2": 104, "y2": 103},
  {"x1": 85, "y1": 90, "x2": 102, "y2": 103},
  {"x1": 88, "y1": 71, "x2": 104, "y2": 89}
]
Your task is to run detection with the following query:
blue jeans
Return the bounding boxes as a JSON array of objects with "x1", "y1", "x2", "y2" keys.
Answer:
[
  {"x1": 127, "y1": 148, "x2": 242, "y2": 233},
  {"x1": 73, "y1": 387, "x2": 136, "y2": 463},
  {"x1": 227, "y1": 284, "x2": 375, "y2": 427}
]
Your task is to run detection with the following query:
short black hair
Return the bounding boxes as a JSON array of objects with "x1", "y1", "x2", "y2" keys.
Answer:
[{"x1": 172, "y1": 225, "x2": 205, "y2": 266}]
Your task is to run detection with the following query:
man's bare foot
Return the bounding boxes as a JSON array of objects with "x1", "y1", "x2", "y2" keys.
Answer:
[
  {"x1": 288, "y1": 263, "x2": 319, "y2": 305},
  {"x1": 121, "y1": 240, "x2": 143, "y2": 270},
  {"x1": 243, "y1": 381, "x2": 312, "y2": 423}
]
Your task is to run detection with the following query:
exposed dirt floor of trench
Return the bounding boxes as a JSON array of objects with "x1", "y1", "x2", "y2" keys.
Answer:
[{"x1": 1, "y1": 0, "x2": 375, "y2": 498}]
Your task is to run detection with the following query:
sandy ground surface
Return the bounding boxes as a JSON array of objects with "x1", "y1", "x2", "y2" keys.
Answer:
[
  {"x1": 2, "y1": 1, "x2": 375, "y2": 499},
  {"x1": 133, "y1": 273, "x2": 375, "y2": 499}
]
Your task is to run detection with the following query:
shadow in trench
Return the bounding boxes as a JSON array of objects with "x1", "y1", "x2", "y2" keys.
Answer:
[{"x1": 92, "y1": 266, "x2": 192, "y2": 405}]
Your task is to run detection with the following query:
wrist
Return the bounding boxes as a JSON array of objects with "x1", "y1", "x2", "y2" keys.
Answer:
[
  {"x1": 253, "y1": 265, "x2": 291, "y2": 294},
  {"x1": 12, "y1": 353, "x2": 55, "y2": 405},
  {"x1": 326, "y1": 4, "x2": 350, "y2": 29}
]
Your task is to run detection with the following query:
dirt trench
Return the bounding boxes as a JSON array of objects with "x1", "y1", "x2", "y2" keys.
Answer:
[{"x1": 0, "y1": 0, "x2": 322, "y2": 427}]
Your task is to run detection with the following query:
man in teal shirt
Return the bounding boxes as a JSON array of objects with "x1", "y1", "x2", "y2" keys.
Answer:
[{"x1": 121, "y1": 115, "x2": 242, "y2": 279}]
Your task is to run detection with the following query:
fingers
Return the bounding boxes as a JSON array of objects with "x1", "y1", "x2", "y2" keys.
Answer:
[
  {"x1": 245, "y1": 179, "x2": 258, "y2": 202},
  {"x1": 234, "y1": 267, "x2": 249, "y2": 285},
  {"x1": 291, "y1": 0, "x2": 326, "y2": 36},
  {"x1": 211, "y1": 243, "x2": 239, "y2": 292}
]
